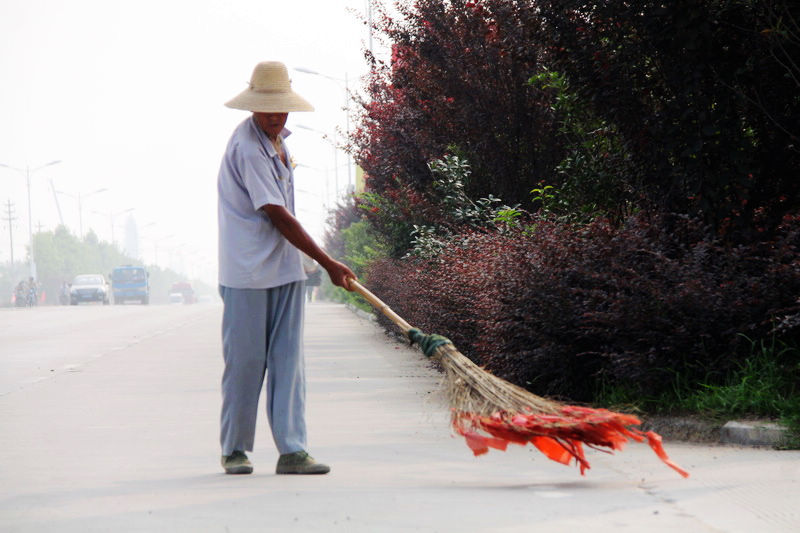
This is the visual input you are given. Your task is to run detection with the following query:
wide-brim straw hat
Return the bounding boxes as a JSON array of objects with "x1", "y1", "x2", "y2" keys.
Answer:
[{"x1": 225, "y1": 61, "x2": 314, "y2": 113}]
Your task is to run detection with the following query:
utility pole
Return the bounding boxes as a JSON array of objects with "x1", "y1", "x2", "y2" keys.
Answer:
[
  {"x1": 2, "y1": 199, "x2": 16, "y2": 269},
  {"x1": 0, "y1": 160, "x2": 61, "y2": 280}
]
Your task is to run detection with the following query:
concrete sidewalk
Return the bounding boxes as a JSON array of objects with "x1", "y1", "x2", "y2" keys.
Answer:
[{"x1": 1, "y1": 302, "x2": 798, "y2": 532}]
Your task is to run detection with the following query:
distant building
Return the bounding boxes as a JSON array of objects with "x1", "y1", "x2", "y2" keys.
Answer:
[{"x1": 124, "y1": 215, "x2": 139, "y2": 259}]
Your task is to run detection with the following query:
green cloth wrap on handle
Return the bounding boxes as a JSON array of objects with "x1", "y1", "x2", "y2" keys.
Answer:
[{"x1": 407, "y1": 328, "x2": 453, "y2": 358}]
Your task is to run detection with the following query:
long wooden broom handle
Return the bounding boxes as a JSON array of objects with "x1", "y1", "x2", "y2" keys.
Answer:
[{"x1": 348, "y1": 279, "x2": 414, "y2": 335}]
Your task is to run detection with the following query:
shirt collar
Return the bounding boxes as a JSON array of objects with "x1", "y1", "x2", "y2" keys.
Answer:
[{"x1": 250, "y1": 116, "x2": 292, "y2": 158}]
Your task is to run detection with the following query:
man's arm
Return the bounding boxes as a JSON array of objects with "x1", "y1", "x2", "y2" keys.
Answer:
[{"x1": 261, "y1": 204, "x2": 355, "y2": 290}]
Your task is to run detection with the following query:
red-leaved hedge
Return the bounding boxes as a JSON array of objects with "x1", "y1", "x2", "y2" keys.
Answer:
[{"x1": 366, "y1": 214, "x2": 800, "y2": 401}]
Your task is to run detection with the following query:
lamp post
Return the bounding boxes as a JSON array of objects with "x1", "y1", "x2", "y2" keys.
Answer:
[
  {"x1": 56, "y1": 187, "x2": 108, "y2": 238},
  {"x1": 153, "y1": 234, "x2": 173, "y2": 267},
  {"x1": 91, "y1": 207, "x2": 134, "y2": 246},
  {"x1": 293, "y1": 184, "x2": 327, "y2": 243},
  {"x1": 168, "y1": 243, "x2": 186, "y2": 274},
  {"x1": 293, "y1": 67, "x2": 353, "y2": 194},
  {"x1": 0, "y1": 160, "x2": 62, "y2": 279},
  {"x1": 295, "y1": 124, "x2": 340, "y2": 205},
  {"x1": 296, "y1": 162, "x2": 332, "y2": 210},
  {"x1": 138, "y1": 222, "x2": 156, "y2": 262}
]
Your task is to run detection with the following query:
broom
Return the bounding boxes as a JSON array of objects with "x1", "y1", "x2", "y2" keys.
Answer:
[{"x1": 350, "y1": 279, "x2": 689, "y2": 478}]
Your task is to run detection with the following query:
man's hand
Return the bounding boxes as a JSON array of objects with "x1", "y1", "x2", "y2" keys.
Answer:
[
  {"x1": 324, "y1": 260, "x2": 356, "y2": 291},
  {"x1": 262, "y1": 204, "x2": 357, "y2": 291}
]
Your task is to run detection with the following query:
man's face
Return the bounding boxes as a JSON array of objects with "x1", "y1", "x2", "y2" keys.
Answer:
[{"x1": 254, "y1": 112, "x2": 288, "y2": 139}]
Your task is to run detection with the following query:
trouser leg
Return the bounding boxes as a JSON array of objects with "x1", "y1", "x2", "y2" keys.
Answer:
[
  {"x1": 265, "y1": 281, "x2": 307, "y2": 455},
  {"x1": 219, "y1": 285, "x2": 267, "y2": 456}
]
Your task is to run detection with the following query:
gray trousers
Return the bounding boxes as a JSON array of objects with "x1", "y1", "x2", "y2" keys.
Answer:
[{"x1": 219, "y1": 282, "x2": 307, "y2": 456}]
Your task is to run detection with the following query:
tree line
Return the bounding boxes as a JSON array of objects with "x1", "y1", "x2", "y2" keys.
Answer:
[{"x1": 1, "y1": 225, "x2": 211, "y2": 305}]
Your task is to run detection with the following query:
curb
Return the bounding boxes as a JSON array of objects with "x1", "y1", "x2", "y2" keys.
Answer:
[
  {"x1": 640, "y1": 415, "x2": 721, "y2": 443},
  {"x1": 614, "y1": 415, "x2": 791, "y2": 447},
  {"x1": 719, "y1": 420, "x2": 790, "y2": 447}
]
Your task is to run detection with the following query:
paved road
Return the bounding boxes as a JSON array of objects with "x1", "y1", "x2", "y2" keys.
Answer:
[
  {"x1": 0, "y1": 303, "x2": 213, "y2": 396},
  {"x1": 0, "y1": 302, "x2": 798, "y2": 532}
]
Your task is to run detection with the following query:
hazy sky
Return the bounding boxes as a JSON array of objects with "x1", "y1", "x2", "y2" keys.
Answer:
[{"x1": 0, "y1": 0, "x2": 379, "y2": 284}]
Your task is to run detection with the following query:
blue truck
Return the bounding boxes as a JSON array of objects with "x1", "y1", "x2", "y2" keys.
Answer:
[{"x1": 110, "y1": 265, "x2": 150, "y2": 305}]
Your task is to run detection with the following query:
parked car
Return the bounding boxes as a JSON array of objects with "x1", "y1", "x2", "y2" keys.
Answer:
[{"x1": 70, "y1": 274, "x2": 110, "y2": 305}]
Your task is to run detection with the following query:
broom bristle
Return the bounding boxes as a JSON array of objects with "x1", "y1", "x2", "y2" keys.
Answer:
[
  {"x1": 350, "y1": 280, "x2": 687, "y2": 478},
  {"x1": 433, "y1": 343, "x2": 562, "y2": 416},
  {"x1": 430, "y1": 343, "x2": 690, "y2": 478}
]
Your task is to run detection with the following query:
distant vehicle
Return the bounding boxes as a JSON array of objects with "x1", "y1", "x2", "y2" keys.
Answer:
[
  {"x1": 168, "y1": 292, "x2": 184, "y2": 304},
  {"x1": 169, "y1": 281, "x2": 196, "y2": 304},
  {"x1": 70, "y1": 274, "x2": 110, "y2": 305},
  {"x1": 110, "y1": 265, "x2": 150, "y2": 305}
]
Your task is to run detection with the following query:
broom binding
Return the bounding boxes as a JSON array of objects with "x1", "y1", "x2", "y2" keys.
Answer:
[{"x1": 407, "y1": 328, "x2": 453, "y2": 357}]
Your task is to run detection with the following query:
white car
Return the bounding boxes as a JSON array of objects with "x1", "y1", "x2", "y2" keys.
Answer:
[
  {"x1": 70, "y1": 274, "x2": 110, "y2": 305},
  {"x1": 168, "y1": 292, "x2": 184, "y2": 304}
]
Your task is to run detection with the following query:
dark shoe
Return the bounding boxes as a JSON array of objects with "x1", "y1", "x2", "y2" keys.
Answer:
[
  {"x1": 276, "y1": 451, "x2": 330, "y2": 475},
  {"x1": 221, "y1": 450, "x2": 253, "y2": 475}
]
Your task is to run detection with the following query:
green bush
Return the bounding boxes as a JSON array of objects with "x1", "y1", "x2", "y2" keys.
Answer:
[
  {"x1": 682, "y1": 337, "x2": 799, "y2": 422},
  {"x1": 529, "y1": 70, "x2": 635, "y2": 224},
  {"x1": 321, "y1": 218, "x2": 388, "y2": 312},
  {"x1": 597, "y1": 334, "x2": 800, "y2": 445}
]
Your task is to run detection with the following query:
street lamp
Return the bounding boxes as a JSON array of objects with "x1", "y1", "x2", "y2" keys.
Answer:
[
  {"x1": 168, "y1": 242, "x2": 187, "y2": 274},
  {"x1": 293, "y1": 67, "x2": 353, "y2": 193},
  {"x1": 153, "y1": 234, "x2": 173, "y2": 267},
  {"x1": 0, "y1": 159, "x2": 62, "y2": 279},
  {"x1": 293, "y1": 183, "x2": 328, "y2": 243},
  {"x1": 91, "y1": 207, "x2": 134, "y2": 246},
  {"x1": 56, "y1": 187, "x2": 108, "y2": 238},
  {"x1": 296, "y1": 124, "x2": 340, "y2": 205},
  {"x1": 295, "y1": 160, "x2": 350, "y2": 211},
  {"x1": 138, "y1": 222, "x2": 156, "y2": 262}
]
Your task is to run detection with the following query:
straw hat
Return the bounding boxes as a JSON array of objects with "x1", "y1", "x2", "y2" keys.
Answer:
[{"x1": 225, "y1": 61, "x2": 314, "y2": 113}]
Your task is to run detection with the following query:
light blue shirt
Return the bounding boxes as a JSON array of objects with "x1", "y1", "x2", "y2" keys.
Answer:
[{"x1": 217, "y1": 116, "x2": 305, "y2": 289}]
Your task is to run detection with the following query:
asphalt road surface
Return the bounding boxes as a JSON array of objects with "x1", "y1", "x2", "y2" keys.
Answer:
[{"x1": 1, "y1": 302, "x2": 798, "y2": 532}]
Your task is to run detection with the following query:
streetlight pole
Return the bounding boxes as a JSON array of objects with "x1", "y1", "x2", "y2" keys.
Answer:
[
  {"x1": 169, "y1": 243, "x2": 186, "y2": 274},
  {"x1": 79, "y1": 189, "x2": 108, "y2": 239},
  {"x1": 56, "y1": 187, "x2": 108, "y2": 238},
  {"x1": 154, "y1": 234, "x2": 173, "y2": 267},
  {"x1": 293, "y1": 67, "x2": 353, "y2": 194},
  {"x1": 113, "y1": 208, "x2": 134, "y2": 245},
  {"x1": 0, "y1": 160, "x2": 62, "y2": 279},
  {"x1": 296, "y1": 124, "x2": 341, "y2": 204},
  {"x1": 138, "y1": 222, "x2": 156, "y2": 262},
  {"x1": 296, "y1": 162, "x2": 333, "y2": 210},
  {"x1": 366, "y1": 0, "x2": 373, "y2": 54},
  {"x1": 91, "y1": 207, "x2": 134, "y2": 246}
]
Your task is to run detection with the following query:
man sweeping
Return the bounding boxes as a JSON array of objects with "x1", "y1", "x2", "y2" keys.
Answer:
[{"x1": 217, "y1": 61, "x2": 355, "y2": 475}]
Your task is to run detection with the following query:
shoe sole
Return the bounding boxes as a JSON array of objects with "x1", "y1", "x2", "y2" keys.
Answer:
[
  {"x1": 276, "y1": 466, "x2": 330, "y2": 475},
  {"x1": 224, "y1": 465, "x2": 253, "y2": 475}
]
